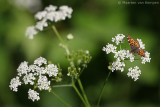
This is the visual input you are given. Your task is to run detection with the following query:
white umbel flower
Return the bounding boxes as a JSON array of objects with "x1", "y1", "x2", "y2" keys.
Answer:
[
  {"x1": 126, "y1": 50, "x2": 135, "y2": 62},
  {"x1": 112, "y1": 58, "x2": 125, "y2": 72},
  {"x1": 17, "y1": 61, "x2": 29, "y2": 76},
  {"x1": 127, "y1": 66, "x2": 141, "y2": 81},
  {"x1": 25, "y1": 26, "x2": 37, "y2": 39},
  {"x1": 9, "y1": 76, "x2": 21, "y2": 92},
  {"x1": 46, "y1": 64, "x2": 58, "y2": 77},
  {"x1": 112, "y1": 34, "x2": 125, "y2": 45},
  {"x1": 23, "y1": 73, "x2": 35, "y2": 85},
  {"x1": 34, "y1": 57, "x2": 47, "y2": 66},
  {"x1": 37, "y1": 76, "x2": 50, "y2": 90},
  {"x1": 28, "y1": 64, "x2": 46, "y2": 76},
  {"x1": 137, "y1": 39, "x2": 145, "y2": 49},
  {"x1": 29, "y1": 64, "x2": 38, "y2": 72},
  {"x1": 141, "y1": 51, "x2": 151, "y2": 64},
  {"x1": 114, "y1": 49, "x2": 127, "y2": 60},
  {"x1": 45, "y1": 11, "x2": 56, "y2": 21},
  {"x1": 102, "y1": 43, "x2": 117, "y2": 54},
  {"x1": 45, "y1": 5, "x2": 57, "y2": 12},
  {"x1": 54, "y1": 11, "x2": 66, "y2": 22},
  {"x1": 28, "y1": 89, "x2": 40, "y2": 102},
  {"x1": 59, "y1": 5, "x2": 73, "y2": 19},
  {"x1": 25, "y1": 5, "x2": 73, "y2": 39},
  {"x1": 35, "y1": 11, "x2": 47, "y2": 20},
  {"x1": 35, "y1": 19, "x2": 48, "y2": 31}
]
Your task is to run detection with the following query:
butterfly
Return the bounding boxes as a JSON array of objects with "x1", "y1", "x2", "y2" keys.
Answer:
[{"x1": 127, "y1": 35, "x2": 145, "y2": 57}]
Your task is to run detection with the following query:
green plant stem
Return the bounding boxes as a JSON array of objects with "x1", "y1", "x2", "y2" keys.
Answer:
[
  {"x1": 72, "y1": 84, "x2": 88, "y2": 107},
  {"x1": 96, "y1": 71, "x2": 111, "y2": 107},
  {"x1": 53, "y1": 84, "x2": 72, "y2": 88},
  {"x1": 52, "y1": 25, "x2": 70, "y2": 55},
  {"x1": 77, "y1": 78, "x2": 90, "y2": 107},
  {"x1": 52, "y1": 25, "x2": 65, "y2": 44},
  {"x1": 52, "y1": 25, "x2": 88, "y2": 106},
  {"x1": 50, "y1": 90, "x2": 72, "y2": 107}
]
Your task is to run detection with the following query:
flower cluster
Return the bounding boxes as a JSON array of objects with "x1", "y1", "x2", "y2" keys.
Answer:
[
  {"x1": 9, "y1": 57, "x2": 62, "y2": 101},
  {"x1": 103, "y1": 34, "x2": 151, "y2": 81},
  {"x1": 127, "y1": 66, "x2": 141, "y2": 81},
  {"x1": 112, "y1": 34, "x2": 125, "y2": 45},
  {"x1": 28, "y1": 89, "x2": 40, "y2": 101},
  {"x1": 141, "y1": 51, "x2": 151, "y2": 64},
  {"x1": 25, "y1": 5, "x2": 73, "y2": 39},
  {"x1": 67, "y1": 50, "x2": 92, "y2": 78}
]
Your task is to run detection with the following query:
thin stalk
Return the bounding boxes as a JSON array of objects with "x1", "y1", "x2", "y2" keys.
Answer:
[
  {"x1": 53, "y1": 84, "x2": 72, "y2": 88},
  {"x1": 52, "y1": 25, "x2": 65, "y2": 44},
  {"x1": 72, "y1": 84, "x2": 88, "y2": 107},
  {"x1": 52, "y1": 25, "x2": 87, "y2": 106},
  {"x1": 52, "y1": 25, "x2": 70, "y2": 55},
  {"x1": 50, "y1": 90, "x2": 72, "y2": 107},
  {"x1": 96, "y1": 71, "x2": 111, "y2": 107},
  {"x1": 77, "y1": 79, "x2": 90, "y2": 107}
]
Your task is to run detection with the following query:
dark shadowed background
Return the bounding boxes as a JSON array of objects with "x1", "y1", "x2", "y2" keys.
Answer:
[{"x1": 0, "y1": 0, "x2": 160, "y2": 107}]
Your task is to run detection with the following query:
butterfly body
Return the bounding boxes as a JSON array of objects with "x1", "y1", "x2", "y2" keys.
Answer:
[{"x1": 127, "y1": 35, "x2": 145, "y2": 57}]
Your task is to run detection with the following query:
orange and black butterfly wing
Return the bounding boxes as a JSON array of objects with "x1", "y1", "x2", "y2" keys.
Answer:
[
  {"x1": 131, "y1": 40, "x2": 140, "y2": 53},
  {"x1": 137, "y1": 48, "x2": 145, "y2": 57},
  {"x1": 134, "y1": 40, "x2": 140, "y2": 47},
  {"x1": 127, "y1": 35, "x2": 139, "y2": 53},
  {"x1": 127, "y1": 35, "x2": 145, "y2": 57},
  {"x1": 127, "y1": 35, "x2": 135, "y2": 49}
]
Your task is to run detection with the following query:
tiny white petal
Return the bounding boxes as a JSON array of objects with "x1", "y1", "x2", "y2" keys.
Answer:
[
  {"x1": 141, "y1": 51, "x2": 151, "y2": 64},
  {"x1": 25, "y1": 26, "x2": 37, "y2": 39},
  {"x1": 126, "y1": 50, "x2": 135, "y2": 62},
  {"x1": 127, "y1": 66, "x2": 141, "y2": 81},
  {"x1": 46, "y1": 64, "x2": 58, "y2": 77},
  {"x1": 17, "y1": 61, "x2": 29, "y2": 76},
  {"x1": 137, "y1": 39, "x2": 145, "y2": 49},
  {"x1": 111, "y1": 58, "x2": 125, "y2": 72},
  {"x1": 35, "y1": 19, "x2": 48, "y2": 31},
  {"x1": 37, "y1": 76, "x2": 50, "y2": 90},
  {"x1": 9, "y1": 76, "x2": 21, "y2": 92},
  {"x1": 34, "y1": 57, "x2": 47, "y2": 66},
  {"x1": 45, "y1": 5, "x2": 57, "y2": 12},
  {"x1": 35, "y1": 11, "x2": 47, "y2": 20},
  {"x1": 102, "y1": 43, "x2": 117, "y2": 54},
  {"x1": 59, "y1": 5, "x2": 73, "y2": 19},
  {"x1": 45, "y1": 11, "x2": 56, "y2": 21},
  {"x1": 28, "y1": 89, "x2": 40, "y2": 102},
  {"x1": 23, "y1": 73, "x2": 35, "y2": 85},
  {"x1": 114, "y1": 49, "x2": 127, "y2": 60},
  {"x1": 112, "y1": 34, "x2": 125, "y2": 45}
]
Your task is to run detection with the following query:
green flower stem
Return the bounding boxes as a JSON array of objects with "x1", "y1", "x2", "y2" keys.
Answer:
[
  {"x1": 52, "y1": 25, "x2": 88, "y2": 106},
  {"x1": 50, "y1": 90, "x2": 72, "y2": 107},
  {"x1": 96, "y1": 71, "x2": 111, "y2": 107},
  {"x1": 72, "y1": 84, "x2": 88, "y2": 107},
  {"x1": 52, "y1": 25, "x2": 70, "y2": 55},
  {"x1": 53, "y1": 84, "x2": 72, "y2": 88},
  {"x1": 77, "y1": 78, "x2": 90, "y2": 107},
  {"x1": 52, "y1": 25, "x2": 65, "y2": 44}
]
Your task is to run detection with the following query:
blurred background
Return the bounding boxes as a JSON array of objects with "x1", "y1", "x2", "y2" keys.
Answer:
[{"x1": 0, "y1": 0, "x2": 160, "y2": 107}]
